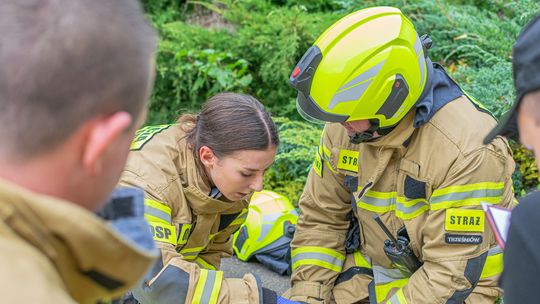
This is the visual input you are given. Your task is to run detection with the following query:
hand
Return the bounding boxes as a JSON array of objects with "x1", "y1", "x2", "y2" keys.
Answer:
[
  {"x1": 277, "y1": 296, "x2": 306, "y2": 304},
  {"x1": 262, "y1": 288, "x2": 306, "y2": 304}
]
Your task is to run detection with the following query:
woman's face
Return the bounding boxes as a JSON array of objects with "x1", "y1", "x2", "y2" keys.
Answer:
[{"x1": 200, "y1": 146, "x2": 277, "y2": 201}]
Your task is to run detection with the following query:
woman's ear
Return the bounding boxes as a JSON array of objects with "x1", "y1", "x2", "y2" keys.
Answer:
[
  {"x1": 199, "y1": 145, "x2": 216, "y2": 168},
  {"x1": 82, "y1": 112, "x2": 132, "y2": 176}
]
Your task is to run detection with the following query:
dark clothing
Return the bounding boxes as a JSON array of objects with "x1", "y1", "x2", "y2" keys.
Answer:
[
  {"x1": 501, "y1": 191, "x2": 540, "y2": 303},
  {"x1": 413, "y1": 63, "x2": 464, "y2": 128}
]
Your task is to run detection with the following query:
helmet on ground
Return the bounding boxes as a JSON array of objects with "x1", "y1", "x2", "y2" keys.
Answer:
[
  {"x1": 233, "y1": 190, "x2": 298, "y2": 274},
  {"x1": 289, "y1": 6, "x2": 432, "y2": 130}
]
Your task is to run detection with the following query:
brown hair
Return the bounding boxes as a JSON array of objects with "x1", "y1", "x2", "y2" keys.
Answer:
[
  {"x1": 179, "y1": 93, "x2": 279, "y2": 157},
  {"x1": 0, "y1": 0, "x2": 157, "y2": 158}
]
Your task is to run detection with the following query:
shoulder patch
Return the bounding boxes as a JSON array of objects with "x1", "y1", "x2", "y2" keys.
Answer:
[
  {"x1": 445, "y1": 233, "x2": 483, "y2": 244},
  {"x1": 445, "y1": 209, "x2": 484, "y2": 232},
  {"x1": 130, "y1": 124, "x2": 171, "y2": 151},
  {"x1": 149, "y1": 221, "x2": 177, "y2": 245},
  {"x1": 337, "y1": 149, "x2": 359, "y2": 172}
]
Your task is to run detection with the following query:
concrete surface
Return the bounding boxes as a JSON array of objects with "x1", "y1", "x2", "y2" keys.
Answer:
[{"x1": 221, "y1": 256, "x2": 291, "y2": 295}]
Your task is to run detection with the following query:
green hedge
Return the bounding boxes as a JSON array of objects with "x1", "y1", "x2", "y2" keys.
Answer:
[
  {"x1": 263, "y1": 117, "x2": 321, "y2": 204},
  {"x1": 142, "y1": 0, "x2": 540, "y2": 202}
]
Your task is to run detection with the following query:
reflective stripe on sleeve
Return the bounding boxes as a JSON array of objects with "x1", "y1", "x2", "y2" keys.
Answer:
[
  {"x1": 291, "y1": 247, "x2": 344, "y2": 272},
  {"x1": 430, "y1": 182, "x2": 504, "y2": 210},
  {"x1": 192, "y1": 269, "x2": 223, "y2": 304},
  {"x1": 194, "y1": 256, "x2": 217, "y2": 270},
  {"x1": 386, "y1": 288, "x2": 407, "y2": 304},
  {"x1": 353, "y1": 251, "x2": 372, "y2": 269},
  {"x1": 144, "y1": 199, "x2": 172, "y2": 224},
  {"x1": 356, "y1": 191, "x2": 428, "y2": 220},
  {"x1": 180, "y1": 246, "x2": 206, "y2": 260},
  {"x1": 375, "y1": 278, "x2": 408, "y2": 303},
  {"x1": 372, "y1": 265, "x2": 408, "y2": 285},
  {"x1": 373, "y1": 265, "x2": 409, "y2": 303},
  {"x1": 480, "y1": 246, "x2": 503, "y2": 278}
]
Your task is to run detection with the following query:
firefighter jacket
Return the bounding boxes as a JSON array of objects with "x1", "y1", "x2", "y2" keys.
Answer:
[
  {"x1": 0, "y1": 179, "x2": 157, "y2": 304},
  {"x1": 289, "y1": 96, "x2": 516, "y2": 304},
  {"x1": 119, "y1": 124, "x2": 264, "y2": 304}
]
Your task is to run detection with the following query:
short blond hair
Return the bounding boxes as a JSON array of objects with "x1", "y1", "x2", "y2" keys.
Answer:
[{"x1": 0, "y1": 0, "x2": 157, "y2": 158}]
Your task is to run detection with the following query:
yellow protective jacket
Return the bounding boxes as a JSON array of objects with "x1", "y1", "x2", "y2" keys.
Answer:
[
  {"x1": 0, "y1": 179, "x2": 156, "y2": 304},
  {"x1": 119, "y1": 124, "x2": 263, "y2": 304},
  {"x1": 289, "y1": 96, "x2": 516, "y2": 304}
]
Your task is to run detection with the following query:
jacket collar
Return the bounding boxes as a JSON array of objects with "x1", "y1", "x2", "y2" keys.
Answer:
[
  {"x1": 0, "y1": 179, "x2": 157, "y2": 303},
  {"x1": 366, "y1": 109, "x2": 417, "y2": 149},
  {"x1": 173, "y1": 126, "x2": 249, "y2": 215}
]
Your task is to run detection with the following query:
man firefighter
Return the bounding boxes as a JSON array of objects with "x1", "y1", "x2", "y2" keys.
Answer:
[
  {"x1": 484, "y1": 13, "x2": 540, "y2": 304},
  {"x1": 0, "y1": 0, "x2": 158, "y2": 303},
  {"x1": 287, "y1": 6, "x2": 515, "y2": 304}
]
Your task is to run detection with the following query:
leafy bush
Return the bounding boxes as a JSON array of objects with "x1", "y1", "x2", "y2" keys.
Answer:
[
  {"x1": 264, "y1": 117, "x2": 321, "y2": 205},
  {"x1": 450, "y1": 61, "x2": 514, "y2": 118},
  {"x1": 150, "y1": 45, "x2": 253, "y2": 123},
  {"x1": 143, "y1": 0, "x2": 540, "y2": 198},
  {"x1": 144, "y1": 0, "x2": 341, "y2": 123},
  {"x1": 511, "y1": 141, "x2": 540, "y2": 197}
]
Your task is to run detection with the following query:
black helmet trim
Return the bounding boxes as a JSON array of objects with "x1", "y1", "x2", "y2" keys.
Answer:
[
  {"x1": 289, "y1": 45, "x2": 322, "y2": 98},
  {"x1": 297, "y1": 91, "x2": 349, "y2": 123},
  {"x1": 290, "y1": 46, "x2": 350, "y2": 123},
  {"x1": 375, "y1": 44, "x2": 434, "y2": 124},
  {"x1": 376, "y1": 73, "x2": 409, "y2": 119}
]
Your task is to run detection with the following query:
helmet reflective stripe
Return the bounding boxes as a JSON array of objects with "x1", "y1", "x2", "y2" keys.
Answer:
[
  {"x1": 329, "y1": 62, "x2": 384, "y2": 109},
  {"x1": 414, "y1": 35, "x2": 427, "y2": 89}
]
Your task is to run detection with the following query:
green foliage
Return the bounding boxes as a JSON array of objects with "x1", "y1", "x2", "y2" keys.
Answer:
[
  {"x1": 450, "y1": 61, "x2": 514, "y2": 118},
  {"x1": 150, "y1": 41, "x2": 253, "y2": 123},
  {"x1": 510, "y1": 141, "x2": 540, "y2": 197},
  {"x1": 338, "y1": 0, "x2": 533, "y2": 67},
  {"x1": 144, "y1": 0, "x2": 540, "y2": 198},
  {"x1": 146, "y1": 0, "x2": 340, "y2": 122},
  {"x1": 141, "y1": 0, "x2": 185, "y2": 25},
  {"x1": 271, "y1": 0, "x2": 344, "y2": 12},
  {"x1": 263, "y1": 117, "x2": 321, "y2": 205},
  {"x1": 216, "y1": 1, "x2": 340, "y2": 117}
]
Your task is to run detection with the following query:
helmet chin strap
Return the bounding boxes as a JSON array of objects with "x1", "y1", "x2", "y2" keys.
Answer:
[
  {"x1": 348, "y1": 120, "x2": 396, "y2": 144},
  {"x1": 349, "y1": 130, "x2": 377, "y2": 144}
]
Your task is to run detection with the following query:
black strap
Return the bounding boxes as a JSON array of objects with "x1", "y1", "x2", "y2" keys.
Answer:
[{"x1": 335, "y1": 266, "x2": 373, "y2": 285}]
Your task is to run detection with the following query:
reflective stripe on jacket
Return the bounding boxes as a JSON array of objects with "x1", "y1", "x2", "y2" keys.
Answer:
[
  {"x1": 290, "y1": 96, "x2": 515, "y2": 304},
  {"x1": 120, "y1": 124, "x2": 262, "y2": 304}
]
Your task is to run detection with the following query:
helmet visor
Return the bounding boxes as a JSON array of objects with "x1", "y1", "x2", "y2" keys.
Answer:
[{"x1": 296, "y1": 92, "x2": 349, "y2": 124}]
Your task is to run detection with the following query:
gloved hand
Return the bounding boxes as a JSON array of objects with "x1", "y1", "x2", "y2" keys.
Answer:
[
  {"x1": 277, "y1": 295, "x2": 306, "y2": 304},
  {"x1": 262, "y1": 288, "x2": 306, "y2": 304}
]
